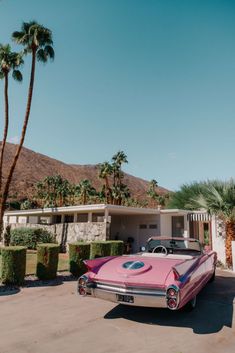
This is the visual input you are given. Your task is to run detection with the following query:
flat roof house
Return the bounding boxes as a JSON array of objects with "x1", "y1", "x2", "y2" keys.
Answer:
[{"x1": 4, "y1": 204, "x2": 211, "y2": 253}]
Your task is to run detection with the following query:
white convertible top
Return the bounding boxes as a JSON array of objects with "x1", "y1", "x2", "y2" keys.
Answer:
[{"x1": 141, "y1": 253, "x2": 193, "y2": 260}]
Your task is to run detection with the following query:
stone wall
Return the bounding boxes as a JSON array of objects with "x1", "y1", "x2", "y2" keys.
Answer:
[{"x1": 9, "y1": 222, "x2": 107, "y2": 250}]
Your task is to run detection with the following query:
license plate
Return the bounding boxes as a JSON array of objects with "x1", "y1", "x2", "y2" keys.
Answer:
[{"x1": 117, "y1": 294, "x2": 134, "y2": 303}]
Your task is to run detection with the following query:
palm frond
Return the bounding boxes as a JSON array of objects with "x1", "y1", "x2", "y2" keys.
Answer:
[
  {"x1": 12, "y1": 31, "x2": 29, "y2": 45},
  {"x1": 44, "y1": 45, "x2": 55, "y2": 60},
  {"x1": 22, "y1": 21, "x2": 38, "y2": 33},
  {"x1": 13, "y1": 21, "x2": 54, "y2": 63},
  {"x1": 12, "y1": 69, "x2": 23, "y2": 82},
  {"x1": 36, "y1": 48, "x2": 47, "y2": 63}
]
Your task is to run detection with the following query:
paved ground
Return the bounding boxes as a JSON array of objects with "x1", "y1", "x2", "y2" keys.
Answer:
[{"x1": 0, "y1": 269, "x2": 234, "y2": 353}]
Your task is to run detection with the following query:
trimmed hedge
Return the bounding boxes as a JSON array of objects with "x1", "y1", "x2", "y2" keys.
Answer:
[
  {"x1": 1, "y1": 246, "x2": 27, "y2": 285},
  {"x1": 69, "y1": 242, "x2": 90, "y2": 276},
  {"x1": 10, "y1": 227, "x2": 55, "y2": 250},
  {"x1": 108, "y1": 241, "x2": 124, "y2": 256},
  {"x1": 90, "y1": 241, "x2": 111, "y2": 259},
  {"x1": 36, "y1": 243, "x2": 59, "y2": 280}
]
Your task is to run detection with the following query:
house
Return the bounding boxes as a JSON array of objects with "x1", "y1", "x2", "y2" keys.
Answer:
[{"x1": 4, "y1": 204, "x2": 211, "y2": 253}]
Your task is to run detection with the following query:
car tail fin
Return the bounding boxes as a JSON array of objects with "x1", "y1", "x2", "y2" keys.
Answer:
[
  {"x1": 172, "y1": 267, "x2": 180, "y2": 280},
  {"x1": 83, "y1": 257, "x2": 114, "y2": 273},
  {"x1": 172, "y1": 258, "x2": 199, "y2": 280}
]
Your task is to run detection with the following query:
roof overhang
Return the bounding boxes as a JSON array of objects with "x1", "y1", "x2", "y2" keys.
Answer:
[{"x1": 4, "y1": 204, "x2": 208, "y2": 218}]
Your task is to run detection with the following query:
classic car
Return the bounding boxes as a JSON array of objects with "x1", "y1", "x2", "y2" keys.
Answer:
[{"x1": 77, "y1": 236, "x2": 217, "y2": 310}]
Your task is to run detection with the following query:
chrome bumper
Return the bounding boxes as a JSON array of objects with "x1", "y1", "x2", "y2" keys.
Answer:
[{"x1": 81, "y1": 281, "x2": 167, "y2": 308}]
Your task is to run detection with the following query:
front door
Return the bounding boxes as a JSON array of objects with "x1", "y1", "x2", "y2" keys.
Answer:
[{"x1": 172, "y1": 216, "x2": 184, "y2": 237}]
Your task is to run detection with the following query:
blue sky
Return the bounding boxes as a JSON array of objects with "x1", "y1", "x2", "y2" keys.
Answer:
[{"x1": 1, "y1": 0, "x2": 235, "y2": 190}]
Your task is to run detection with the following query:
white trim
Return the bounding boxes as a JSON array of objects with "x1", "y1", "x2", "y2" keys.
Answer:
[{"x1": 4, "y1": 204, "x2": 207, "y2": 218}]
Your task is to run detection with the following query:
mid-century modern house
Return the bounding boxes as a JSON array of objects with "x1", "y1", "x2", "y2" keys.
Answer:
[{"x1": 3, "y1": 204, "x2": 213, "y2": 253}]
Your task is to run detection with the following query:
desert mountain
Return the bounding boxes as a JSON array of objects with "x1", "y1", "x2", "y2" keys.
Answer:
[{"x1": 2, "y1": 143, "x2": 169, "y2": 202}]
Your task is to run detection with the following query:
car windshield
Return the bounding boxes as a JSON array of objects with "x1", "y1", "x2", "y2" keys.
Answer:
[{"x1": 146, "y1": 238, "x2": 201, "y2": 255}]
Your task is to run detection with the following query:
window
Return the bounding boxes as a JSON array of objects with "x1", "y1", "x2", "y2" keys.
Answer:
[
  {"x1": 139, "y1": 224, "x2": 147, "y2": 229},
  {"x1": 92, "y1": 213, "x2": 104, "y2": 222},
  {"x1": 149, "y1": 224, "x2": 157, "y2": 229},
  {"x1": 64, "y1": 215, "x2": 74, "y2": 223},
  {"x1": 77, "y1": 213, "x2": 88, "y2": 223},
  {"x1": 53, "y1": 215, "x2": 61, "y2": 224}
]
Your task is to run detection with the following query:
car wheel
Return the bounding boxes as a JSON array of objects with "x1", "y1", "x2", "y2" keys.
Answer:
[
  {"x1": 184, "y1": 295, "x2": 197, "y2": 311},
  {"x1": 209, "y1": 269, "x2": 216, "y2": 283}
]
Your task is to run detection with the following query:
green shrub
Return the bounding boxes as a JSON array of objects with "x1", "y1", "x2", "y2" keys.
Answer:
[
  {"x1": 1, "y1": 246, "x2": 26, "y2": 285},
  {"x1": 10, "y1": 227, "x2": 54, "y2": 250},
  {"x1": 69, "y1": 242, "x2": 90, "y2": 276},
  {"x1": 108, "y1": 241, "x2": 124, "y2": 256},
  {"x1": 90, "y1": 241, "x2": 111, "y2": 259},
  {"x1": 36, "y1": 243, "x2": 59, "y2": 280},
  {"x1": 4, "y1": 225, "x2": 11, "y2": 246}
]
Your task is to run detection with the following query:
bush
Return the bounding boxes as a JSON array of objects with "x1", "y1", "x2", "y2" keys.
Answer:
[
  {"x1": 69, "y1": 242, "x2": 90, "y2": 277},
  {"x1": 1, "y1": 246, "x2": 26, "y2": 285},
  {"x1": 36, "y1": 243, "x2": 59, "y2": 280},
  {"x1": 10, "y1": 227, "x2": 54, "y2": 250},
  {"x1": 90, "y1": 241, "x2": 111, "y2": 259},
  {"x1": 4, "y1": 225, "x2": 11, "y2": 246},
  {"x1": 108, "y1": 241, "x2": 124, "y2": 256}
]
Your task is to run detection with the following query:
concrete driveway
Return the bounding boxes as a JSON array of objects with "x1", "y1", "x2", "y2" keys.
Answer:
[{"x1": 0, "y1": 269, "x2": 234, "y2": 353}]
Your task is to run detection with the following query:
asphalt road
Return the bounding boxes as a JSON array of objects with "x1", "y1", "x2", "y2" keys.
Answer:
[{"x1": 0, "y1": 269, "x2": 234, "y2": 353}]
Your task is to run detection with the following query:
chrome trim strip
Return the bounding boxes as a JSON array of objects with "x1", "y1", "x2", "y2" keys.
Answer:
[
  {"x1": 95, "y1": 282, "x2": 166, "y2": 297},
  {"x1": 91, "y1": 288, "x2": 167, "y2": 308}
]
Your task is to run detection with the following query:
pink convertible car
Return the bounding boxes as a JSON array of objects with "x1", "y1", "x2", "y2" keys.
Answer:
[{"x1": 78, "y1": 237, "x2": 217, "y2": 310}]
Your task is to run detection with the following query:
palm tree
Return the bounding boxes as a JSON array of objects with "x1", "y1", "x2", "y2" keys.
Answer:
[
  {"x1": 75, "y1": 180, "x2": 96, "y2": 205},
  {"x1": 112, "y1": 151, "x2": 128, "y2": 167},
  {"x1": 0, "y1": 44, "x2": 23, "y2": 192},
  {"x1": 53, "y1": 175, "x2": 71, "y2": 207},
  {"x1": 111, "y1": 183, "x2": 130, "y2": 205},
  {"x1": 167, "y1": 182, "x2": 206, "y2": 209},
  {"x1": 98, "y1": 151, "x2": 130, "y2": 205},
  {"x1": 158, "y1": 193, "x2": 170, "y2": 208},
  {"x1": 35, "y1": 175, "x2": 71, "y2": 207},
  {"x1": 112, "y1": 151, "x2": 128, "y2": 188},
  {"x1": 0, "y1": 22, "x2": 54, "y2": 233},
  {"x1": 192, "y1": 180, "x2": 235, "y2": 268},
  {"x1": 98, "y1": 162, "x2": 113, "y2": 203},
  {"x1": 147, "y1": 179, "x2": 159, "y2": 207}
]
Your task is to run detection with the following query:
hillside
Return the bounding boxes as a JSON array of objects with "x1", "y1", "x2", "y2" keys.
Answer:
[{"x1": 2, "y1": 143, "x2": 169, "y2": 202}]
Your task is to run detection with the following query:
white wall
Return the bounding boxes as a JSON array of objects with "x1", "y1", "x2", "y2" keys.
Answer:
[
  {"x1": 9, "y1": 216, "x2": 17, "y2": 223},
  {"x1": 111, "y1": 214, "x2": 160, "y2": 252},
  {"x1": 18, "y1": 216, "x2": 27, "y2": 224},
  {"x1": 160, "y1": 214, "x2": 172, "y2": 236},
  {"x1": 39, "y1": 216, "x2": 51, "y2": 224},
  {"x1": 211, "y1": 215, "x2": 226, "y2": 265},
  {"x1": 232, "y1": 241, "x2": 235, "y2": 272},
  {"x1": 28, "y1": 216, "x2": 39, "y2": 224},
  {"x1": 160, "y1": 214, "x2": 189, "y2": 237}
]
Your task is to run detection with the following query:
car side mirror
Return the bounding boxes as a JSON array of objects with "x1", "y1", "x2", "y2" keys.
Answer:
[{"x1": 141, "y1": 246, "x2": 146, "y2": 252}]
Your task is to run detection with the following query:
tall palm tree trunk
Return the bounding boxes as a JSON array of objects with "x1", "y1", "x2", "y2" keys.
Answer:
[
  {"x1": 0, "y1": 72, "x2": 9, "y2": 193},
  {"x1": 0, "y1": 49, "x2": 36, "y2": 236},
  {"x1": 225, "y1": 221, "x2": 235, "y2": 267},
  {"x1": 105, "y1": 176, "x2": 111, "y2": 204},
  {"x1": 83, "y1": 193, "x2": 87, "y2": 205}
]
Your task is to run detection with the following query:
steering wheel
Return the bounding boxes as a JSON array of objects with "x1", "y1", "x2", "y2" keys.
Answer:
[{"x1": 152, "y1": 245, "x2": 168, "y2": 255}]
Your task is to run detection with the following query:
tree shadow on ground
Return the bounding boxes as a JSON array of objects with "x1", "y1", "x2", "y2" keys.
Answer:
[
  {"x1": 0, "y1": 273, "x2": 76, "y2": 294},
  {"x1": 23, "y1": 273, "x2": 76, "y2": 288},
  {"x1": 104, "y1": 274, "x2": 235, "y2": 334},
  {"x1": 0, "y1": 285, "x2": 21, "y2": 296}
]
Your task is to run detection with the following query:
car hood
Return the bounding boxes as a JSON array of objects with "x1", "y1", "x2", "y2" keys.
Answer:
[{"x1": 91, "y1": 255, "x2": 184, "y2": 288}]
